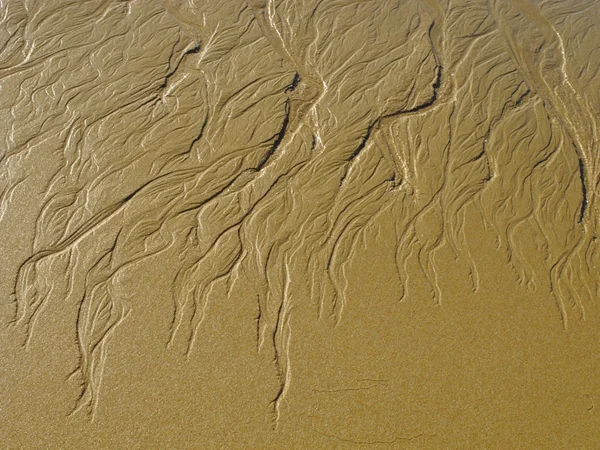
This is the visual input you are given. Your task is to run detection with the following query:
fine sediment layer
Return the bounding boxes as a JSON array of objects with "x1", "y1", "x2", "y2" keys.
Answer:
[{"x1": 1, "y1": 0, "x2": 599, "y2": 448}]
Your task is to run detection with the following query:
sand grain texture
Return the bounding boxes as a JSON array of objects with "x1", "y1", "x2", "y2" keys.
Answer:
[{"x1": 1, "y1": 0, "x2": 599, "y2": 448}]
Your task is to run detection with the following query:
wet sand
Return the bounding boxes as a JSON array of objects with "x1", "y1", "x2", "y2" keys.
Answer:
[{"x1": 1, "y1": 0, "x2": 599, "y2": 448}]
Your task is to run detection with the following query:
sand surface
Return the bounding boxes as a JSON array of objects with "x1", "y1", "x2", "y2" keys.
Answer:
[{"x1": 1, "y1": 0, "x2": 599, "y2": 448}]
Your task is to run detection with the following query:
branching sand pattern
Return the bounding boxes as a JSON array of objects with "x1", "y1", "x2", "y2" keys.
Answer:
[{"x1": 2, "y1": 0, "x2": 598, "y2": 421}]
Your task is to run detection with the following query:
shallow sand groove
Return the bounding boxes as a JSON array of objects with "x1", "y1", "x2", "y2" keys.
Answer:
[{"x1": 1, "y1": 0, "x2": 599, "y2": 447}]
